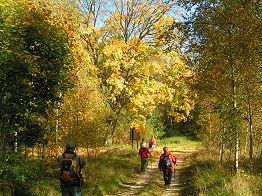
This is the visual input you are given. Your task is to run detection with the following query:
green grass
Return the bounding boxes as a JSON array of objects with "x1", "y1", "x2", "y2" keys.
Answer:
[
  {"x1": 158, "y1": 136, "x2": 202, "y2": 150},
  {"x1": 0, "y1": 146, "x2": 140, "y2": 196},
  {"x1": 181, "y1": 153, "x2": 262, "y2": 196},
  {"x1": 72, "y1": 148, "x2": 140, "y2": 195}
]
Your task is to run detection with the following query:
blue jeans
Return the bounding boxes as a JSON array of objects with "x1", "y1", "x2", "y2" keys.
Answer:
[{"x1": 61, "y1": 185, "x2": 81, "y2": 196}]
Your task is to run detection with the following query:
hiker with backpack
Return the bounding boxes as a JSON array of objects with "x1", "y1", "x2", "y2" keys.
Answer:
[
  {"x1": 138, "y1": 142, "x2": 151, "y2": 174},
  {"x1": 58, "y1": 139, "x2": 85, "y2": 196},
  {"x1": 158, "y1": 147, "x2": 176, "y2": 190}
]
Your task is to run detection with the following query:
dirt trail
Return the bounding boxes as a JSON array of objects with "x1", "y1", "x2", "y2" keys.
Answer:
[
  {"x1": 162, "y1": 150, "x2": 196, "y2": 196},
  {"x1": 115, "y1": 157, "x2": 159, "y2": 196},
  {"x1": 115, "y1": 148, "x2": 198, "y2": 196}
]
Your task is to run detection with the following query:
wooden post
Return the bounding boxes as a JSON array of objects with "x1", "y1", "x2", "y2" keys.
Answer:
[{"x1": 131, "y1": 128, "x2": 134, "y2": 149}]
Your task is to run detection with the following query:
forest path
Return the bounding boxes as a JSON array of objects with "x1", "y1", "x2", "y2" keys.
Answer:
[
  {"x1": 114, "y1": 147, "x2": 199, "y2": 196},
  {"x1": 161, "y1": 149, "x2": 197, "y2": 196}
]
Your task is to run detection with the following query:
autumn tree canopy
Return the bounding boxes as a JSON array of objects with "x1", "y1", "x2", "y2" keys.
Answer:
[
  {"x1": 0, "y1": 0, "x2": 197, "y2": 149},
  {"x1": 78, "y1": 0, "x2": 195, "y2": 138}
]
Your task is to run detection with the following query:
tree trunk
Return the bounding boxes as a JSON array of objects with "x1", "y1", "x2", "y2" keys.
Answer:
[
  {"x1": 0, "y1": 121, "x2": 9, "y2": 151},
  {"x1": 0, "y1": 122, "x2": 5, "y2": 151},
  {"x1": 14, "y1": 131, "x2": 18, "y2": 152},
  {"x1": 55, "y1": 107, "x2": 59, "y2": 144},
  {"x1": 231, "y1": 64, "x2": 239, "y2": 171},
  {"x1": 248, "y1": 101, "x2": 253, "y2": 161},
  {"x1": 243, "y1": 126, "x2": 249, "y2": 158},
  {"x1": 235, "y1": 129, "x2": 240, "y2": 170},
  {"x1": 233, "y1": 96, "x2": 240, "y2": 170},
  {"x1": 219, "y1": 121, "x2": 225, "y2": 163},
  {"x1": 209, "y1": 112, "x2": 212, "y2": 155}
]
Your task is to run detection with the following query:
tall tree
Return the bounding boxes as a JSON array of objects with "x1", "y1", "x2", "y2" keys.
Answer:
[
  {"x1": 0, "y1": 0, "x2": 74, "y2": 150},
  {"x1": 79, "y1": 0, "x2": 195, "y2": 139},
  {"x1": 179, "y1": 0, "x2": 261, "y2": 169}
]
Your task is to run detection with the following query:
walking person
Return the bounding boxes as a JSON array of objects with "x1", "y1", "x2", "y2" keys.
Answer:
[
  {"x1": 58, "y1": 139, "x2": 85, "y2": 196},
  {"x1": 138, "y1": 142, "x2": 151, "y2": 174},
  {"x1": 140, "y1": 138, "x2": 147, "y2": 148},
  {"x1": 158, "y1": 147, "x2": 176, "y2": 190},
  {"x1": 149, "y1": 135, "x2": 156, "y2": 151}
]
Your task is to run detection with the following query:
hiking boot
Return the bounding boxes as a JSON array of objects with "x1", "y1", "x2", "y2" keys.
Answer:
[{"x1": 165, "y1": 184, "x2": 171, "y2": 190}]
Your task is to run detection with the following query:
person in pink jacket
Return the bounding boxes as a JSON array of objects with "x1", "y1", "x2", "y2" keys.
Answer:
[
  {"x1": 149, "y1": 135, "x2": 156, "y2": 151},
  {"x1": 158, "y1": 147, "x2": 176, "y2": 189}
]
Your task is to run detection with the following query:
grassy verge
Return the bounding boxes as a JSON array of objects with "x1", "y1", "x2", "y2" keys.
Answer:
[
  {"x1": 1, "y1": 146, "x2": 140, "y2": 196},
  {"x1": 81, "y1": 148, "x2": 140, "y2": 195},
  {"x1": 0, "y1": 150, "x2": 61, "y2": 196},
  {"x1": 181, "y1": 152, "x2": 262, "y2": 196},
  {"x1": 27, "y1": 147, "x2": 141, "y2": 196}
]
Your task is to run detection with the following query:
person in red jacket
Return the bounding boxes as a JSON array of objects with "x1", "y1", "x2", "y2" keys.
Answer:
[
  {"x1": 138, "y1": 142, "x2": 151, "y2": 174},
  {"x1": 158, "y1": 147, "x2": 176, "y2": 190},
  {"x1": 149, "y1": 135, "x2": 156, "y2": 151}
]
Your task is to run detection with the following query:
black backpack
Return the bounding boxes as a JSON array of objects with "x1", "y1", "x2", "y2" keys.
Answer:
[{"x1": 60, "y1": 154, "x2": 80, "y2": 183}]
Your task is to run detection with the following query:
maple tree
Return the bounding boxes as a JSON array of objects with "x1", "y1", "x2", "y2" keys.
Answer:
[{"x1": 78, "y1": 0, "x2": 195, "y2": 139}]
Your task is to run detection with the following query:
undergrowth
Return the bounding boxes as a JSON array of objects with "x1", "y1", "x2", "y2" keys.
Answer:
[
  {"x1": 181, "y1": 153, "x2": 262, "y2": 196},
  {"x1": 81, "y1": 148, "x2": 140, "y2": 195},
  {"x1": 0, "y1": 147, "x2": 140, "y2": 196}
]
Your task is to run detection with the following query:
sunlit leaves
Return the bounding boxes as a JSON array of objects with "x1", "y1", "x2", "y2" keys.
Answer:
[{"x1": 99, "y1": 36, "x2": 194, "y2": 133}]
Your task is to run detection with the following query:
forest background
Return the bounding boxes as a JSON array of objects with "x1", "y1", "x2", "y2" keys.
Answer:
[{"x1": 0, "y1": 0, "x2": 261, "y2": 195}]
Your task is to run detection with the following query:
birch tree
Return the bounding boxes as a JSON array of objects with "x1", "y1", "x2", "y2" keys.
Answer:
[{"x1": 180, "y1": 0, "x2": 261, "y2": 169}]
